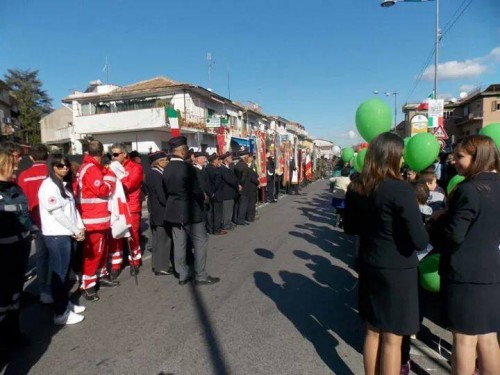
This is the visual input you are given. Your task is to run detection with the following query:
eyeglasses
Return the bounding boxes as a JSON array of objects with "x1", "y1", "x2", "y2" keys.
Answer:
[
  {"x1": 112, "y1": 152, "x2": 123, "y2": 157},
  {"x1": 56, "y1": 164, "x2": 70, "y2": 169}
]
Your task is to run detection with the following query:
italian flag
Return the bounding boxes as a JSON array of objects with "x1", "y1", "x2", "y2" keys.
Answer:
[
  {"x1": 416, "y1": 92, "x2": 434, "y2": 111},
  {"x1": 166, "y1": 107, "x2": 180, "y2": 137}
]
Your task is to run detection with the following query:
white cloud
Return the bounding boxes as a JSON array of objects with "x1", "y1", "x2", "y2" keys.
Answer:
[
  {"x1": 459, "y1": 84, "x2": 476, "y2": 93},
  {"x1": 422, "y1": 46, "x2": 499, "y2": 81}
]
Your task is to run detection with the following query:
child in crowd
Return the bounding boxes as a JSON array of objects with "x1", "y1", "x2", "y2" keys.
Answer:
[
  {"x1": 418, "y1": 171, "x2": 445, "y2": 211},
  {"x1": 329, "y1": 167, "x2": 351, "y2": 228}
]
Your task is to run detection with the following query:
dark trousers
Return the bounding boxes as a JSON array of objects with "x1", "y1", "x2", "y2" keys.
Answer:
[
  {"x1": 151, "y1": 224, "x2": 173, "y2": 272},
  {"x1": 247, "y1": 190, "x2": 257, "y2": 221},
  {"x1": 266, "y1": 178, "x2": 275, "y2": 202},
  {"x1": 44, "y1": 235, "x2": 73, "y2": 316},
  {"x1": 0, "y1": 239, "x2": 30, "y2": 325},
  {"x1": 171, "y1": 222, "x2": 208, "y2": 282},
  {"x1": 207, "y1": 201, "x2": 223, "y2": 234},
  {"x1": 235, "y1": 195, "x2": 249, "y2": 224},
  {"x1": 275, "y1": 175, "x2": 282, "y2": 199},
  {"x1": 222, "y1": 200, "x2": 235, "y2": 230}
]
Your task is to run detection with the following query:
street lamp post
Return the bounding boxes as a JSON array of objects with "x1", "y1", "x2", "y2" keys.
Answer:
[
  {"x1": 374, "y1": 90, "x2": 399, "y2": 128},
  {"x1": 381, "y1": 0, "x2": 439, "y2": 98}
]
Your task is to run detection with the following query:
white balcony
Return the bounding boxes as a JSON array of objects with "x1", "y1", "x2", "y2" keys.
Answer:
[{"x1": 74, "y1": 107, "x2": 167, "y2": 135}]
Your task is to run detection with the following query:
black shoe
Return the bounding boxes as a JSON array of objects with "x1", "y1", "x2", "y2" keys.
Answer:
[
  {"x1": 194, "y1": 276, "x2": 220, "y2": 286},
  {"x1": 130, "y1": 266, "x2": 140, "y2": 276},
  {"x1": 110, "y1": 269, "x2": 122, "y2": 281},
  {"x1": 179, "y1": 276, "x2": 193, "y2": 285},
  {"x1": 154, "y1": 270, "x2": 171, "y2": 276},
  {"x1": 81, "y1": 288, "x2": 100, "y2": 302},
  {"x1": 100, "y1": 277, "x2": 120, "y2": 288}
]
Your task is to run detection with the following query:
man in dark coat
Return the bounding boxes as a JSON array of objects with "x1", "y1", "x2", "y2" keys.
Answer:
[
  {"x1": 266, "y1": 155, "x2": 276, "y2": 203},
  {"x1": 143, "y1": 151, "x2": 174, "y2": 276},
  {"x1": 233, "y1": 151, "x2": 252, "y2": 225},
  {"x1": 219, "y1": 152, "x2": 239, "y2": 230},
  {"x1": 206, "y1": 153, "x2": 226, "y2": 235},
  {"x1": 246, "y1": 154, "x2": 260, "y2": 222},
  {"x1": 162, "y1": 136, "x2": 220, "y2": 286}
]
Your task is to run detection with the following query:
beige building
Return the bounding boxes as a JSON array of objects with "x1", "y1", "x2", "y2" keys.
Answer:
[
  {"x1": 40, "y1": 105, "x2": 74, "y2": 154},
  {"x1": 400, "y1": 84, "x2": 500, "y2": 147}
]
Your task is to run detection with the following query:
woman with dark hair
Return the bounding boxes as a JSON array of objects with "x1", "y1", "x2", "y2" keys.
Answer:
[
  {"x1": 38, "y1": 154, "x2": 86, "y2": 325},
  {"x1": 430, "y1": 135, "x2": 500, "y2": 374},
  {"x1": 0, "y1": 147, "x2": 32, "y2": 349},
  {"x1": 343, "y1": 132, "x2": 428, "y2": 375}
]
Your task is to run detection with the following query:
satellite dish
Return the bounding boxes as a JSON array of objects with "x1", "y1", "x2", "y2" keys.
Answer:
[
  {"x1": 459, "y1": 92, "x2": 468, "y2": 99},
  {"x1": 450, "y1": 98, "x2": 458, "y2": 103}
]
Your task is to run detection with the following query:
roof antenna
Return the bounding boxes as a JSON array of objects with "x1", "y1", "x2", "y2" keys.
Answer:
[
  {"x1": 207, "y1": 52, "x2": 214, "y2": 91},
  {"x1": 102, "y1": 56, "x2": 110, "y2": 84}
]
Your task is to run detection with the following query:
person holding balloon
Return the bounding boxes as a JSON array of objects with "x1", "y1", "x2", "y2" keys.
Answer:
[
  {"x1": 429, "y1": 134, "x2": 500, "y2": 375},
  {"x1": 343, "y1": 132, "x2": 429, "y2": 375}
]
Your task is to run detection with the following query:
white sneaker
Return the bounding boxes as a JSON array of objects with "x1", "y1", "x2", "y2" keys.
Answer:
[
  {"x1": 54, "y1": 310, "x2": 85, "y2": 325},
  {"x1": 40, "y1": 292, "x2": 54, "y2": 304},
  {"x1": 68, "y1": 302, "x2": 86, "y2": 314}
]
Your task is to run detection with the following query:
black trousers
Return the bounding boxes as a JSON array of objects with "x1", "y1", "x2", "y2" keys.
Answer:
[
  {"x1": 206, "y1": 201, "x2": 223, "y2": 234},
  {"x1": 0, "y1": 239, "x2": 30, "y2": 324},
  {"x1": 246, "y1": 190, "x2": 257, "y2": 221},
  {"x1": 235, "y1": 195, "x2": 249, "y2": 224},
  {"x1": 266, "y1": 178, "x2": 275, "y2": 202}
]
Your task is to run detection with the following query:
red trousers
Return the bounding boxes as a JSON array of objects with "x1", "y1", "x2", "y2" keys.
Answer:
[
  {"x1": 109, "y1": 212, "x2": 141, "y2": 270},
  {"x1": 81, "y1": 230, "x2": 109, "y2": 290}
]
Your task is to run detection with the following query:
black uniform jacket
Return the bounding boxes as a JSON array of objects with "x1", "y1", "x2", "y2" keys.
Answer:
[
  {"x1": 0, "y1": 181, "x2": 31, "y2": 240},
  {"x1": 234, "y1": 160, "x2": 251, "y2": 196},
  {"x1": 206, "y1": 164, "x2": 224, "y2": 202},
  {"x1": 144, "y1": 166, "x2": 166, "y2": 227},
  {"x1": 429, "y1": 172, "x2": 500, "y2": 284},
  {"x1": 266, "y1": 159, "x2": 275, "y2": 182},
  {"x1": 220, "y1": 164, "x2": 239, "y2": 200},
  {"x1": 194, "y1": 164, "x2": 213, "y2": 198},
  {"x1": 248, "y1": 167, "x2": 259, "y2": 196},
  {"x1": 162, "y1": 158, "x2": 205, "y2": 225},
  {"x1": 344, "y1": 178, "x2": 428, "y2": 269}
]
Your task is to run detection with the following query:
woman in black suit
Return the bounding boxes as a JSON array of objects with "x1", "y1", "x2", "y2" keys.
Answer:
[
  {"x1": 344, "y1": 132, "x2": 428, "y2": 375},
  {"x1": 430, "y1": 135, "x2": 500, "y2": 374}
]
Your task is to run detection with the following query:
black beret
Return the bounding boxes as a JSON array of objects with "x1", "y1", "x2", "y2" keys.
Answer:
[
  {"x1": 168, "y1": 136, "x2": 187, "y2": 149},
  {"x1": 129, "y1": 150, "x2": 140, "y2": 159},
  {"x1": 238, "y1": 150, "x2": 250, "y2": 157},
  {"x1": 218, "y1": 152, "x2": 230, "y2": 160},
  {"x1": 194, "y1": 152, "x2": 209, "y2": 158},
  {"x1": 148, "y1": 151, "x2": 167, "y2": 163},
  {"x1": 208, "y1": 153, "x2": 218, "y2": 162}
]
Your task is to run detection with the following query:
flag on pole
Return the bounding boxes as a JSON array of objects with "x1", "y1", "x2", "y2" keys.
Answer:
[{"x1": 416, "y1": 92, "x2": 435, "y2": 111}]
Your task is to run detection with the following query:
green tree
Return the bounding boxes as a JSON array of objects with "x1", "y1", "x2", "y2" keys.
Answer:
[{"x1": 4, "y1": 69, "x2": 52, "y2": 144}]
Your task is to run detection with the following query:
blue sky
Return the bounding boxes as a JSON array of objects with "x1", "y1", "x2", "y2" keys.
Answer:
[{"x1": 1, "y1": 0, "x2": 499, "y2": 146}]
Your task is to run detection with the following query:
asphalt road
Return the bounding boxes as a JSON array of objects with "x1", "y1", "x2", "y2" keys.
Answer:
[{"x1": 1, "y1": 181, "x2": 452, "y2": 375}]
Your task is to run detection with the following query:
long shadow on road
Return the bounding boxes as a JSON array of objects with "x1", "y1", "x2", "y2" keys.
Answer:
[{"x1": 254, "y1": 188, "x2": 364, "y2": 374}]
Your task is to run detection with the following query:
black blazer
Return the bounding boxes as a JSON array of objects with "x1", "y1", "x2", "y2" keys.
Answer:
[
  {"x1": 144, "y1": 166, "x2": 166, "y2": 226},
  {"x1": 234, "y1": 160, "x2": 250, "y2": 196},
  {"x1": 344, "y1": 178, "x2": 429, "y2": 269},
  {"x1": 206, "y1": 164, "x2": 224, "y2": 202},
  {"x1": 429, "y1": 172, "x2": 500, "y2": 284},
  {"x1": 219, "y1": 164, "x2": 239, "y2": 201},
  {"x1": 162, "y1": 158, "x2": 205, "y2": 225},
  {"x1": 194, "y1": 165, "x2": 213, "y2": 198}
]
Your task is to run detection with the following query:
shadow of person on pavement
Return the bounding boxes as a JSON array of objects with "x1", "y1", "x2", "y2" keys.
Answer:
[
  {"x1": 254, "y1": 267, "x2": 363, "y2": 374},
  {"x1": 254, "y1": 248, "x2": 275, "y2": 259},
  {"x1": 0, "y1": 292, "x2": 62, "y2": 375}
]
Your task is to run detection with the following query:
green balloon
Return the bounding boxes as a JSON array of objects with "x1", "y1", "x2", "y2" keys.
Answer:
[
  {"x1": 341, "y1": 147, "x2": 354, "y2": 163},
  {"x1": 353, "y1": 147, "x2": 368, "y2": 173},
  {"x1": 447, "y1": 174, "x2": 465, "y2": 195},
  {"x1": 479, "y1": 122, "x2": 500, "y2": 150},
  {"x1": 403, "y1": 133, "x2": 440, "y2": 172},
  {"x1": 419, "y1": 253, "x2": 440, "y2": 293},
  {"x1": 403, "y1": 137, "x2": 411, "y2": 148},
  {"x1": 355, "y1": 98, "x2": 392, "y2": 142}
]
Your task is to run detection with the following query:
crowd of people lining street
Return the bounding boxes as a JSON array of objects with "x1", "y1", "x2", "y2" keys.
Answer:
[
  {"x1": 1, "y1": 132, "x2": 499, "y2": 375},
  {"x1": 0, "y1": 135, "x2": 300, "y2": 339}
]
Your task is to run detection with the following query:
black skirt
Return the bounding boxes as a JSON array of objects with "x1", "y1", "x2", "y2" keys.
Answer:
[
  {"x1": 359, "y1": 265, "x2": 419, "y2": 336},
  {"x1": 442, "y1": 281, "x2": 500, "y2": 335}
]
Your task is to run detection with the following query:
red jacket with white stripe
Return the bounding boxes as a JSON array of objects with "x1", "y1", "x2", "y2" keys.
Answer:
[
  {"x1": 122, "y1": 159, "x2": 143, "y2": 214},
  {"x1": 76, "y1": 155, "x2": 116, "y2": 231},
  {"x1": 17, "y1": 161, "x2": 48, "y2": 228}
]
